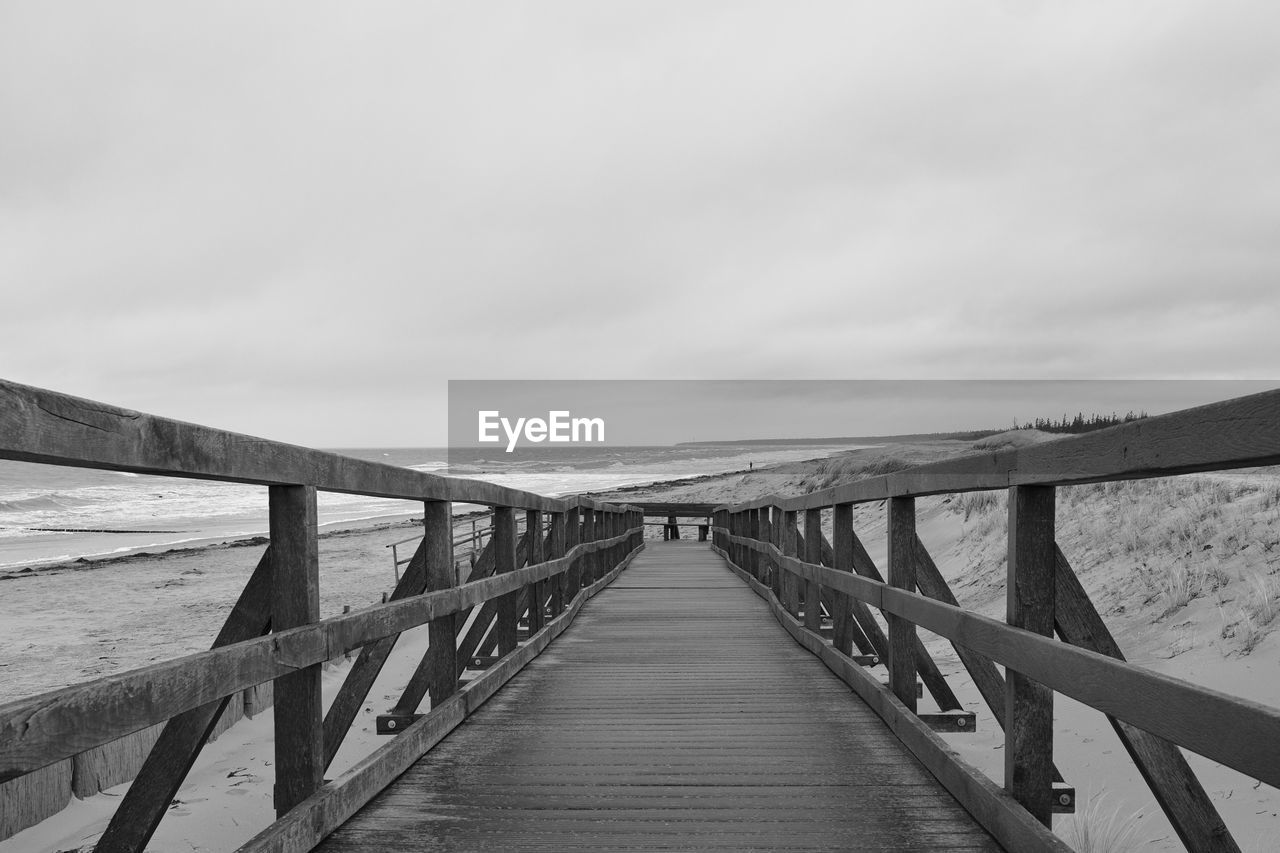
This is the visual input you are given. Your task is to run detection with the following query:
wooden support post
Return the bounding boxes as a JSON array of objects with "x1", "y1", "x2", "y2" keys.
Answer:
[
  {"x1": 887, "y1": 497, "x2": 917, "y2": 713},
  {"x1": 783, "y1": 511, "x2": 800, "y2": 617},
  {"x1": 526, "y1": 510, "x2": 545, "y2": 633},
  {"x1": 747, "y1": 509, "x2": 760, "y2": 579},
  {"x1": 1053, "y1": 547, "x2": 1238, "y2": 851},
  {"x1": 94, "y1": 549, "x2": 274, "y2": 853},
  {"x1": 494, "y1": 506, "x2": 518, "y2": 656},
  {"x1": 830, "y1": 503, "x2": 855, "y2": 656},
  {"x1": 668, "y1": 513, "x2": 679, "y2": 540},
  {"x1": 565, "y1": 506, "x2": 581, "y2": 599},
  {"x1": 1006, "y1": 485, "x2": 1056, "y2": 826},
  {"x1": 548, "y1": 512, "x2": 566, "y2": 615},
  {"x1": 769, "y1": 508, "x2": 783, "y2": 600},
  {"x1": 582, "y1": 508, "x2": 596, "y2": 586},
  {"x1": 803, "y1": 509, "x2": 822, "y2": 632},
  {"x1": 269, "y1": 485, "x2": 323, "y2": 817}
]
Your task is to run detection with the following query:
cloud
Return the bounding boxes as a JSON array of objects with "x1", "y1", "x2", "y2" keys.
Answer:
[{"x1": 3, "y1": 1, "x2": 1278, "y2": 444}]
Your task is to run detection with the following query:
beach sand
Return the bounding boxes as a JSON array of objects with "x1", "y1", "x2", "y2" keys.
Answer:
[{"x1": 3, "y1": 443, "x2": 1279, "y2": 851}]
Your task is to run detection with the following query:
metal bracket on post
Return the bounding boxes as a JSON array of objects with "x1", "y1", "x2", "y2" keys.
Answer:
[
  {"x1": 852, "y1": 654, "x2": 880, "y2": 667},
  {"x1": 376, "y1": 712, "x2": 423, "y2": 735},
  {"x1": 919, "y1": 711, "x2": 977, "y2": 733},
  {"x1": 1052, "y1": 785, "x2": 1076, "y2": 814}
]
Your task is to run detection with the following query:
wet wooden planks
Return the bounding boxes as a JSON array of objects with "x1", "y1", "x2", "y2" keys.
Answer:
[{"x1": 316, "y1": 541, "x2": 1002, "y2": 852}]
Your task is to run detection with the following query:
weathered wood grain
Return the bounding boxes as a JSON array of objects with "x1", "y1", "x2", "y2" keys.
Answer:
[
  {"x1": 803, "y1": 509, "x2": 822, "y2": 632},
  {"x1": 493, "y1": 508, "x2": 518, "y2": 656},
  {"x1": 715, "y1": 544, "x2": 1071, "y2": 853},
  {"x1": 310, "y1": 543, "x2": 1003, "y2": 853},
  {"x1": 235, "y1": 546, "x2": 641, "y2": 853},
  {"x1": 0, "y1": 529, "x2": 640, "y2": 780},
  {"x1": 270, "y1": 486, "x2": 324, "y2": 816},
  {"x1": 1005, "y1": 486, "x2": 1055, "y2": 825},
  {"x1": 826, "y1": 529, "x2": 962, "y2": 712},
  {"x1": 526, "y1": 510, "x2": 545, "y2": 633},
  {"x1": 887, "y1": 498, "x2": 917, "y2": 713},
  {"x1": 715, "y1": 527, "x2": 1280, "y2": 788}
]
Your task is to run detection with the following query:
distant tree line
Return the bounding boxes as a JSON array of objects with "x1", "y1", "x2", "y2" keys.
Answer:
[{"x1": 1013, "y1": 411, "x2": 1148, "y2": 434}]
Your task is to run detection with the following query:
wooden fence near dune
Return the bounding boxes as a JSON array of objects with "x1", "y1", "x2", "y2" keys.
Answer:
[{"x1": 711, "y1": 388, "x2": 1280, "y2": 853}]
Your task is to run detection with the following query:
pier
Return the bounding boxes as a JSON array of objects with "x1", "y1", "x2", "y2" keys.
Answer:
[{"x1": 3, "y1": 378, "x2": 1280, "y2": 852}]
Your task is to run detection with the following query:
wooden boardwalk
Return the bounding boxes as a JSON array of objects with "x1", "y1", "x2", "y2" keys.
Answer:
[{"x1": 316, "y1": 541, "x2": 1002, "y2": 852}]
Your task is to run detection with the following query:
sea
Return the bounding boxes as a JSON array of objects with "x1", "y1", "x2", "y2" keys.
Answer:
[{"x1": 0, "y1": 443, "x2": 869, "y2": 570}]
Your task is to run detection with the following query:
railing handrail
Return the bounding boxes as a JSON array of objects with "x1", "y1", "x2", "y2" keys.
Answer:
[
  {"x1": 716, "y1": 386, "x2": 1280, "y2": 513},
  {"x1": 715, "y1": 526, "x2": 1280, "y2": 788},
  {"x1": 0, "y1": 378, "x2": 624, "y2": 513},
  {"x1": 0, "y1": 526, "x2": 640, "y2": 781}
]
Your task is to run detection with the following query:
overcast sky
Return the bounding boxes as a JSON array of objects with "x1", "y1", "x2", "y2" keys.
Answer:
[{"x1": 3, "y1": 2, "x2": 1278, "y2": 446}]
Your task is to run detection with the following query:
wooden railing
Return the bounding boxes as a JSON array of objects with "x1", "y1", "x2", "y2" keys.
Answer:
[
  {"x1": 712, "y1": 387, "x2": 1280, "y2": 853},
  {"x1": 0, "y1": 379, "x2": 644, "y2": 853}
]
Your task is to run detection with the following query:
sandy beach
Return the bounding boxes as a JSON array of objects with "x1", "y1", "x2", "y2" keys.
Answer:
[{"x1": 3, "y1": 437, "x2": 1279, "y2": 851}]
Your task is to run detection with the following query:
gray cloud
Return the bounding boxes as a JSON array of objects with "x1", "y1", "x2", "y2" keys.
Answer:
[{"x1": 3, "y1": 1, "x2": 1278, "y2": 444}]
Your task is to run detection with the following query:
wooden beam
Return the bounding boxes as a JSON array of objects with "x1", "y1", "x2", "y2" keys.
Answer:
[
  {"x1": 840, "y1": 532, "x2": 962, "y2": 713},
  {"x1": 720, "y1": 388, "x2": 1280, "y2": 512},
  {"x1": 235, "y1": 544, "x2": 641, "y2": 853},
  {"x1": 803, "y1": 509, "x2": 822, "y2": 632},
  {"x1": 93, "y1": 549, "x2": 273, "y2": 853},
  {"x1": 1054, "y1": 547, "x2": 1239, "y2": 852},
  {"x1": 911, "y1": 535, "x2": 1066, "y2": 784},
  {"x1": 1005, "y1": 486, "x2": 1056, "y2": 826},
  {"x1": 887, "y1": 497, "x2": 917, "y2": 713},
  {"x1": 714, "y1": 544, "x2": 1073, "y2": 853},
  {"x1": 548, "y1": 512, "x2": 566, "y2": 615},
  {"x1": 269, "y1": 486, "x2": 323, "y2": 816},
  {"x1": 0, "y1": 380, "x2": 579, "y2": 512},
  {"x1": 829, "y1": 504, "x2": 856, "y2": 656},
  {"x1": 493, "y1": 508, "x2": 518, "y2": 656},
  {"x1": 526, "y1": 510, "x2": 545, "y2": 633},
  {"x1": 782, "y1": 511, "x2": 800, "y2": 617},
  {"x1": 719, "y1": 525, "x2": 1280, "y2": 789},
  {"x1": 0, "y1": 529, "x2": 641, "y2": 780}
]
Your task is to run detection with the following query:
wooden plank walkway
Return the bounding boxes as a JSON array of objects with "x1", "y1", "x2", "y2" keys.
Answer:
[{"x1": 316, "y1": 541, "x2": 1003, "y2": 852}]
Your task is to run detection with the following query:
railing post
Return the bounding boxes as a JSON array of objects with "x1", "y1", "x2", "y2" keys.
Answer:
[
  {"x1": 887, "y1": 496, "x2": 917, "y2": 713},
  {"x1": 757, "y1": 507, "x2": 772, "y2": 586},
  {"x1": 582, "y1": 507, "x2": 597, "y2": 586},
  {"x1": 747, "y1": 507, "x2": 757, "y2": 573},
  {"x1": 269, "y1": 485, "x2": 323, "y2": 816},
  {"x1": 803, "y1": 508, "x2": 823, "y2": 632},
  {"x1": 1006, "y1": 485, "x2": 1056, "y2": 826},
  {"x1": 547, "y1": 511, "x2": 565, "y2": 615},
  {"x1": 423, "y1": 500, "x2": 458, "y2": 705},
  {"x1": 565, "y1": 505, "x2": 581, "y2": 599},
  {"x1": 783, "y1": 510, "x2": 799, "y2": 617},
  {"x1": 494, "y1": 506, "x2": 518, "y2": 655},
  {"x1": 831, "y1": 502, "x2": 855, "y2": 656},
  {"x1": 526, "y1": 510, "x2": 545, "y2": 633}
]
